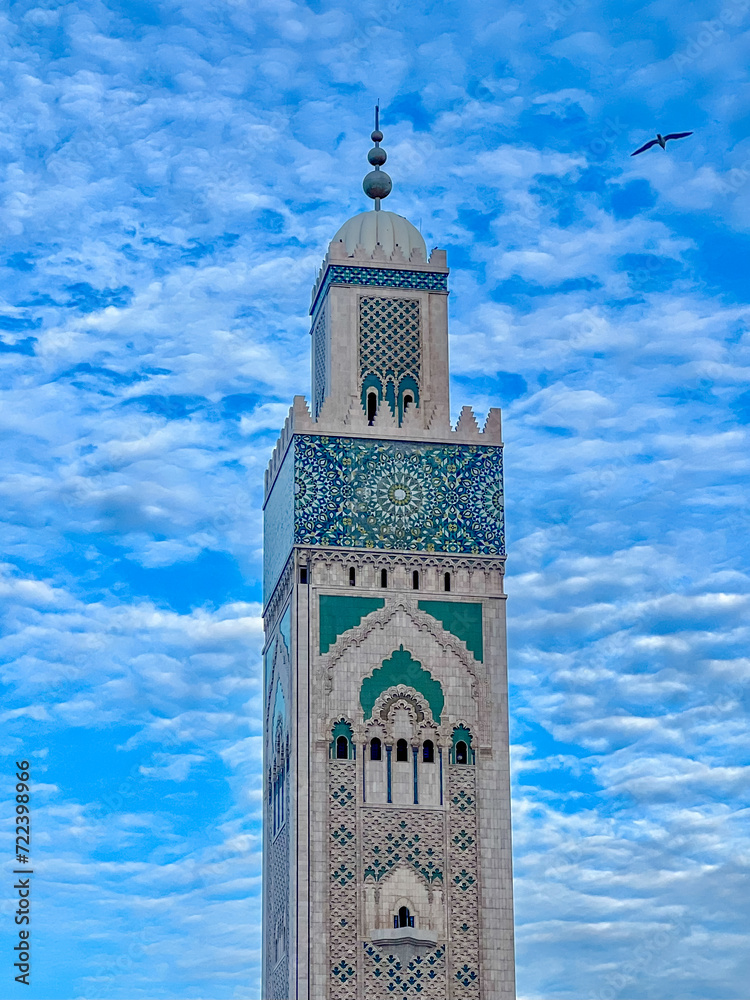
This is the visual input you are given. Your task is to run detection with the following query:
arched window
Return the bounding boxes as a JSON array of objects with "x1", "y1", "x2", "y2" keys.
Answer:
[
  {"x1": 370, "y1": 737, "x2": 382, "y2": 761},
  {"x1": 367, "y1": 391, "x2": 377, "y2": 425},
  {"x1": 381, "y1": 568, "x2": 388, "y2": 588},
  {"x1": 412, "y1": 570, "x2": 419, "y2": 590},
  {"x1": 403, "y1": 393, "x2": 413, "y2": 411},
  {"x1": 422, "y1": 739, "x2": 434, "y2": 763},
  {"x1": 331, "y1": 719, "x2": 354, "y2": 761},
  {"x1": 444, "y1": 571, "x2": 451, "y2": 592},
  {"x1": 396, "y1": 738, "x2": 408, "y2": 762},
  {"x1": 349, "y1": 566, "x2": 356, "y2": 587},
  {"x1": 395, "y1": 906, "x2": 415, "y2": 928},
  {"x1": 451, "y1": 725, "x2": 473, "y2": 765}
]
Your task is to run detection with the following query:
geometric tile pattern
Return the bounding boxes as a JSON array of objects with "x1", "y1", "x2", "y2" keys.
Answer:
[
  {"x1": 363, "y1": 942, "x2": 446, "y2": 998},
  {"x1": 263, "y1": 444, "x2": 295, "y2": 602},
  {"x1": 330, "y1": 760, "x2": 359, "y2": 997},
  {"x1": 448, "y1": 766, "x2": 480, "y2": 996},
  {"x1": 294, "y1": 436, "x2": 504, "y2": 555},
  {"x1": 269, "y1": 816, "x2": 289, "y2": 998},
  {"x1": 359, "y1": 296, "x2": 421, "y2": 405},
  {"x1": 312, "y1": 264, "x2": 448, "y2": 313},
  {"x1": 362, "y1": 809, "x2": 445, "y2": 886}
]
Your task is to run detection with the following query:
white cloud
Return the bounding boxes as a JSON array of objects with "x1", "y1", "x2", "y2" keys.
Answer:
[{"x1": 1, "y1": 0, "x2": 748, "y2": 996}]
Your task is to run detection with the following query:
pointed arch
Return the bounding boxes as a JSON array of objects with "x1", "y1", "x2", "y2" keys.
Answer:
[{"x1": 360, "y1": 645, "x2": 444, "y2": 723}]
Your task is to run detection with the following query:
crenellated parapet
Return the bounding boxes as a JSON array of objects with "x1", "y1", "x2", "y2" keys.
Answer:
[
  {"x1": 311, "y1": 242, "x2": 449, "y2": 316},
  {"x1": 264, "y1": 397, "x2": 503, "y2": 502}
]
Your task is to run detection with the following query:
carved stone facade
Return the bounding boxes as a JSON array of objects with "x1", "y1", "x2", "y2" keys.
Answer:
[{"x1": 262, "y1": 206, "x2": 515, "y2": 999}]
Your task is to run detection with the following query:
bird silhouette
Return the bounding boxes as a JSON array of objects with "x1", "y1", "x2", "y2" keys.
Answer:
[{"x1": 631, "y1": 132, "x2": 693, "y2": 156}]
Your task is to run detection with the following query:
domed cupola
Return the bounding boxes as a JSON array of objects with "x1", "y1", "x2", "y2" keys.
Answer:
[
  {"x1": 328, "y1": 106, "x2": 427, "y2": 262},
  {"x1": 332, "y1": 210, "x2": 426, "y2": 261},
  {"x1": 307, "y1": 106, "x2": 450, "y2": 430}
]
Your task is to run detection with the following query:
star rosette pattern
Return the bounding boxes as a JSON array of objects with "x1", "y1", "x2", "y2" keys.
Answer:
[{"x1": 293, "y1": 436, "x2": 504, "y2": 554}]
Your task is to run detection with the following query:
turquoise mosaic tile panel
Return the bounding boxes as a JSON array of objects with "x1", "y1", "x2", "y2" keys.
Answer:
[
  {"x1": 312, "y1": 264, "x2": 447, "y2": 313},
  {"x1": 263, "y1": 444, "x2": 295, "y2": 603},
  {"x1": 293, "y1": 435, "x2": 504, "y2": 555}
]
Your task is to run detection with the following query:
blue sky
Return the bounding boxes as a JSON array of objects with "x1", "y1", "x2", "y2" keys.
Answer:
[{"x1": 1, "y1": 0, "x2": 749, "y2": 998}]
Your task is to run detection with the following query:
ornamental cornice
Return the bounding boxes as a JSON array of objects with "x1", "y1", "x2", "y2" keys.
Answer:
[
  {"x1": 263, "y1": 556, "x2": 294, "y2": 629},
  {"x1": 310, "y1": 248, "x2": 450, "y2": 316},
  {"x1": 306, "y1": 546, "x2": 506, "y2": 574}
]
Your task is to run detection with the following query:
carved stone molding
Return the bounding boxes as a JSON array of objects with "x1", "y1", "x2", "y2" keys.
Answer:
[{"x1": 320, "y1": 598, "x2": 481, "y2": 697}]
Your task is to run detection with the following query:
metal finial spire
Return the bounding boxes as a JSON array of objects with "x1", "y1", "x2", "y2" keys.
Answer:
[{"x1": 363, "y1": 103, "x2": 392, "y2": 211}]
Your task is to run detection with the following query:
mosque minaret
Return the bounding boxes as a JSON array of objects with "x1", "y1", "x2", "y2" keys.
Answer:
[{"x1": 262, "y1": 110, "x2": 516, "y2": 1000}]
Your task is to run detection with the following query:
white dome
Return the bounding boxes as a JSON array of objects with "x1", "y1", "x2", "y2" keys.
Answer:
[{"x1": 332, "y1": 210, "x2": 426, "y2": 259}]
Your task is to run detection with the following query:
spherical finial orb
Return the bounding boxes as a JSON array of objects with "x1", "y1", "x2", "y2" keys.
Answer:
[
  {"x1": 371, "y1": 129, "x2": 383, "y2": 142},
  {"x1": 363, "y1": 169, "x2": 392, "y2": 200},
  {"x1": 367, "y1": 146, "x2": 387, "y2": 166}
]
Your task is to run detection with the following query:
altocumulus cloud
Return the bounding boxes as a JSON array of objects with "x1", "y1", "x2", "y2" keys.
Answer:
[{"x1": 0, "y1": 0, "x2": 748, "y2": 998}]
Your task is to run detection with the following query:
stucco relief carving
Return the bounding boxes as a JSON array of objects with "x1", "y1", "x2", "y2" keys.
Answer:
[
  {"x1": 263, "y1": 558, "x2": 295, "y2": 632},
  {"x1": 264, "y1": 633, "x2": 291, "y2": 732},
  {"x1": 307, "y1": 545, "x2": 505, "y2": 574},
  {"x1": 320, "y1": 599, "x2": 481, "y2": 696}
]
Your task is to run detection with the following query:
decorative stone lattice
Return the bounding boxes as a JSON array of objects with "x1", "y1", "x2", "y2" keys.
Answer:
[
  {"x1": 359, "y1": 296, "x2": 421, "y2": 402},
  {"x1": 312, "y1": 302, "x2": 328, "y2": 419},
  {"x1": 293, "y1": 436, "x2": 505, "y2": 556},
  {"x1": 363, "y1": 942, "x2": 447, "y2": 999},
  {"x1": 448, "y1": 766, "x2": 480, "y2": 996},
  {"x1": 361, "y1": 807, "x2": 447, "y2": 997},
  {"x1": 329, "y1": 761, "x2": 358, "y2": 997},
  {"x1": 268, "y1": 822, "x2": 289, "y2": 998},
  {"x1": 362, "y1": 808, "x2": 445, "y2": 886}
]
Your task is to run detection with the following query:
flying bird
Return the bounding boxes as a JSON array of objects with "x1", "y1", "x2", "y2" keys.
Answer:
[{"x1": 631, "y1": 131, "x2": 693, "y2": 156}]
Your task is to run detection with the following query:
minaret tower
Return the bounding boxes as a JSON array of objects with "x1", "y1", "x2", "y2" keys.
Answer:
[{"x1": 262, "y1": 111, "x2": 515, "y2": 1000}]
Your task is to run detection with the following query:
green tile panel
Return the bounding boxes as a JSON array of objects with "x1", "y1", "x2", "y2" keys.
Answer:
[
  {"x1": 418, "y1": 600, "x2": 483, "y2": 662},
  {"x1": 319, "y1": 594, "x2": 385, "y2": 654},
  {"x1": 360, "y1": 645, "x2": 444, "y2": 723}
]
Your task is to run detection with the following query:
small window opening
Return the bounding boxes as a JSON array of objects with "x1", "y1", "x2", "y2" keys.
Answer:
[
  {"x1": 412, "y1": 570, "x2": 419, "y2": 590},
  {"x1": 396, "y1": 739, "x2": 408, "y2": 762},
  {"x1": 423, "y1": 739, "x2": 434, "y2": 763},
  {"x1": 444, "y1": 571, "x2": 451, "y2": 592},
  {"x1": 299, "y1": 566, "x2": 308, "y2": 584},
  {"x1": 370, "y1": 738, "x2": 382, "y2": 761},
  {"x1": 349, "y1": 566, "x2": 356, "y2": 587},
  {"x1": 403, "y1": 394, "x2": 413, "y2": 411},
  {"x1": 367, "y1": 391, "x2": 377, "y2": 425},
  {"x1": 455, "y1": 740, "x2": 468, "y2": 765},
  {"x1": 336, "y1": 736, "x2": 349, "y2": 760},
  {"x1": 395, "y1": 906, "x2": 415, "y2": 928},
  {"x1": 381, "y1": 568, "x2": 388, "y2": 588}
]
